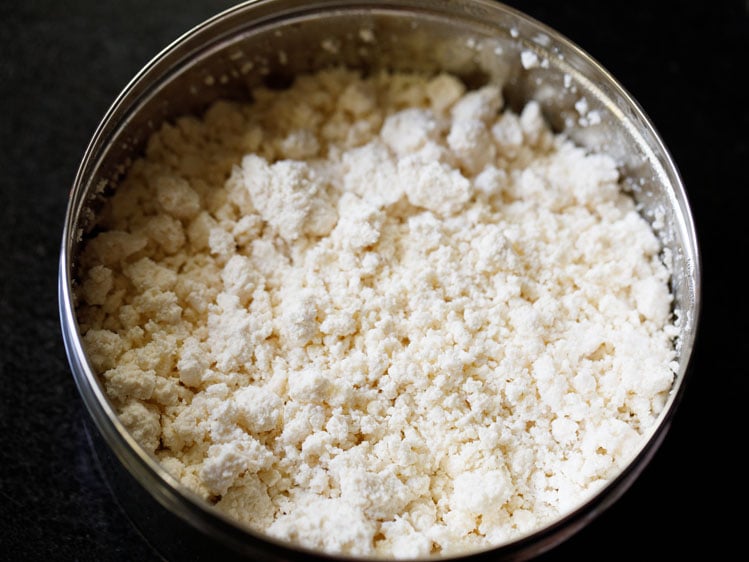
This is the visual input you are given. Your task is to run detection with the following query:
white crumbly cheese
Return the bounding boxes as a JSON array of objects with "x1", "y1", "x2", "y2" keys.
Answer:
[{"x1": 75, "y1": 68, "x2": 679, "y2": 558}]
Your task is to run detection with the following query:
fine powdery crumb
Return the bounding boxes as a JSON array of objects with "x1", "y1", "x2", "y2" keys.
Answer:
[{"x1": 75, "y1": 68, "x2": 678, "y2": 559}]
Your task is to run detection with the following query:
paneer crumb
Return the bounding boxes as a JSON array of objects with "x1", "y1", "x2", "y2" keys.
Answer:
[{"x1": 75, "y1": 68, "x2": 678, "y2": 558}]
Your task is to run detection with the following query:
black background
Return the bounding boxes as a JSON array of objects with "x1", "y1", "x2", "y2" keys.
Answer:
[{"x1": 1, "y1": 1, "x2": 745, "y2": 560}]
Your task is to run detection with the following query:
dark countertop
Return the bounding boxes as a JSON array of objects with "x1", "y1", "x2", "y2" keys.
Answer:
[{"x1": 1, "y1": 1, "x2": 745, "y2": 560}]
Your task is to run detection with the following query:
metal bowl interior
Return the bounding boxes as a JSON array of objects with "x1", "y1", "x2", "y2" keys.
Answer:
[{"x1": 59, "y1": 0, "x2": 700, "y2": 560}]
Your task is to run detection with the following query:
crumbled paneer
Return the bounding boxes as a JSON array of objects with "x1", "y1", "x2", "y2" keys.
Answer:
[{"x1": 75, "y1": 68, "x2": 678, "y2": 558}]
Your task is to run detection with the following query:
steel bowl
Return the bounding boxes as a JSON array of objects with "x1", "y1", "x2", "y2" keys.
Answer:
[{"x1": 58, "y1": 1, "x2": 701, "y2": 560}]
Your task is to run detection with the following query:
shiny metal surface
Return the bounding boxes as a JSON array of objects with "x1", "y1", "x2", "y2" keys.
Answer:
[{"x1": 59, "y1": 1, "x2": 700, "y2": 560}]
